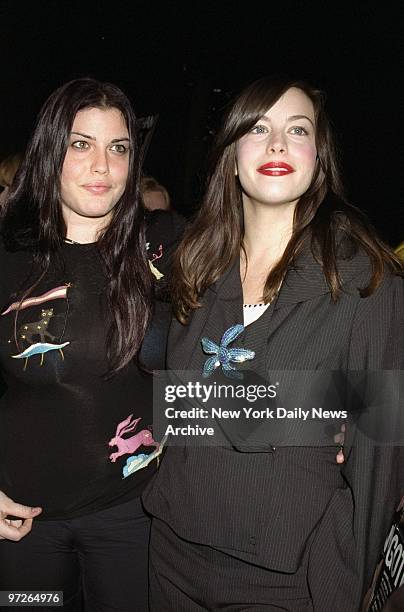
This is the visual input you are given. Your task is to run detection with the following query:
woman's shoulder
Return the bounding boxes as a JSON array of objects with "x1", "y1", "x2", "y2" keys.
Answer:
[
  {"x1": 0, "y1": 236, "x2": 35, "y2": 298},
  {"x1": 0, "y1": 235, "x2": 33, "y2": 265},
  {"x1": 313, "y1": 210, "x2": 403, "y2": 292},
  {"x1": 336, "y1": 245, "x2": 403, "y2": 309}
]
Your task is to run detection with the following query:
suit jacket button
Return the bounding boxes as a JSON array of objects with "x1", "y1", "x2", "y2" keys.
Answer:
[{"x1": 249, "y1": 536, "x2": 256, "y2": 546}]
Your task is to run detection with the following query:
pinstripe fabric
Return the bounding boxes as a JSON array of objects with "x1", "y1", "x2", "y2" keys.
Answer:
[
  {"x1": 150, "y1": 517, "x2": 314, "y2": 611},
  {"x1": 144, "y1": 247, "x2": 404, "y2": 610}
]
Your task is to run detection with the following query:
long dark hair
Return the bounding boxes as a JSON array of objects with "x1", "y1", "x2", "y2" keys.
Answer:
[
  {"x1": 0, "y1": 78, "x2": 153, "y2": 374},
  {"x1": 173, "y1": 76, "x2": 402, "y2": 321}
]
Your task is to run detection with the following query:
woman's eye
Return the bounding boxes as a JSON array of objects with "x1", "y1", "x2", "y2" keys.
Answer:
[
  {"x1": 110, "y1": 143, "x2": 128, "y2": 154},
  {"x1": 250, "y1": 125, "x2": 267, "y2": 135},
  {"x1": 289, "y1": 126, "x2": 308, "y2": 136},
  {"x1": 71, "y1": 140, "x2": 89, "y2": 150}
]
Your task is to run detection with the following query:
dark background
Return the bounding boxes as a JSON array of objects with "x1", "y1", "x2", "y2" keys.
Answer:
[{"x1": 0, "y1": 0, "x2": 402, "y2": 246}]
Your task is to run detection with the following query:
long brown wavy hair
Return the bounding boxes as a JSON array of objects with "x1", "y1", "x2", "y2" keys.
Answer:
[{"x1": 173, "y1": 76, "x2": 402, "y2": 322}]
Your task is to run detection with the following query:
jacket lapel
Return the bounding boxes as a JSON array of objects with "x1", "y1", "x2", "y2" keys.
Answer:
[
  {"x1": 167, "y1": 259, "x2": 244, "y2": 371},
  {"x1": 168, "y1": 243, "x2": 370, "y2": 372}
]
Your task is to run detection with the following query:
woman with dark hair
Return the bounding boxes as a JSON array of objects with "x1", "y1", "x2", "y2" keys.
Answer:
[
  {"x1": 0, "y1": 78, "x2": 166, "y2": 611},
  {"x1": 143, "y1": 77, "x2": 404, "y2": 610}
]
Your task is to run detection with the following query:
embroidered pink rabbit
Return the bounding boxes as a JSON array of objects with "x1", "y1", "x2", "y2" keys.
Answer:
[{"x1": 108, "y1": 413, "x2": 159, "y2": 462}]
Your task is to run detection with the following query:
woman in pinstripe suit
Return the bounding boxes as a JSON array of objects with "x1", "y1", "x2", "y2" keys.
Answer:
[{"x1": 144, "y1": 76, "x2": 404, "y2": 611}]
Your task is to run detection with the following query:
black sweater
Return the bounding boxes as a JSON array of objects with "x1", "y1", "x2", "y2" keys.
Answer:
[{"x1": 0, "y1": 240, "x2": 170, "y2": 519}]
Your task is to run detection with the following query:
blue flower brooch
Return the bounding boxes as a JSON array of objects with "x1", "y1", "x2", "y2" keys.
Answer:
[{"x1": 201, "y1": 324, "x2": 255, "y2": 379}]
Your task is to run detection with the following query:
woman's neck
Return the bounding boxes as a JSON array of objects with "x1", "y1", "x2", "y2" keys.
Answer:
[
  {"x1": 240, "y1": 201, "x2": 295, "y2": 304},
  {"x1": 64, "y1": 213, "x2": 110, "y2": 244},
  {"x1": 242, "y1": 200, "x2": 295, "y2": 267}
]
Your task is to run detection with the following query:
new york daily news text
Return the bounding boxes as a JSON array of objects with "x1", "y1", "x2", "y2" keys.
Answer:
[{"x1": 152, "y1": 370, "x2": 404, "y2": 448}]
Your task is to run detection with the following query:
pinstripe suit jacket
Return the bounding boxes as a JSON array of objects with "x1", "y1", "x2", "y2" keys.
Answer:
[{"x1": 144, "y1": 247, "x2": 404, "y2": 610}]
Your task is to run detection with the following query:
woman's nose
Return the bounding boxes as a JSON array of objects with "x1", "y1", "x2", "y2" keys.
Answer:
[
  {"x1": 266, "y1": 131, "x2": 287, "y2": 154},
  {"x1": 91, "y1": 149, "x2": 109, "y2": 174}
]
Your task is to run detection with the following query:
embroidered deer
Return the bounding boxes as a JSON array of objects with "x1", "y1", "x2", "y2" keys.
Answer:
[
  {"x1": 18, "y1": 308, "x2": 56, "y2": 344},
  {"x1": 11, "y1": 308, "x2": 68, "y2": 369},
  {"x1": 108, "y1": 414, "x2": 159, "y2": 463}
]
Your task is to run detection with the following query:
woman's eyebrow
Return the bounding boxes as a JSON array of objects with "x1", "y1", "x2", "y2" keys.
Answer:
[
  {"x1": 260, "y1": 114, "x2": 314, "y2": 127},
  {"x1": 70, "y1": 131, "x2": 130, "y2": 142},
  {"x1": 71, "y1": 131, "x2": 95, "y2": 140},
  {"x1": 287, "y1": 114, "x2": 314, "y2": 126}
]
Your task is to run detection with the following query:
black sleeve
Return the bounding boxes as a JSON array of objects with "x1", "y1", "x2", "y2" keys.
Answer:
[{"x1": 309, "y1": 274, "x2": 404, "y2": 610}]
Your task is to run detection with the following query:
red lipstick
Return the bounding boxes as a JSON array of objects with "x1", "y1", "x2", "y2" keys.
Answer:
[{"x1": 257, "y1": 162, "x2": 295, "y2": 176}]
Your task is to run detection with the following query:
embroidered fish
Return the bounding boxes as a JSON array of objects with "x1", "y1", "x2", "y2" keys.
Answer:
[
  {"x1": 12, "y1": 341, "x2": 70, "y2": 370},
  {"x1": 201, "y1": 324, "x2": 255, "y2": 379},
  {"x1": 1, "y1": 285, "x2": 69, "y2": 315},
  {"x1": 122, "y1": 435, "x2": 167, "y2": 478},
  {"x1": 11, "y1": 341, "x2": 70, "y2": 359}
]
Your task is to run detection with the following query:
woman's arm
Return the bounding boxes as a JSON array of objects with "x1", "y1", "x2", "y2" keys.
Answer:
[
  {"x1": 0, "y1": 490, "x2": 41, "y2": 541},
  {"x1": 308, "y1": 273, "x2": 404, "y2": 610}
]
